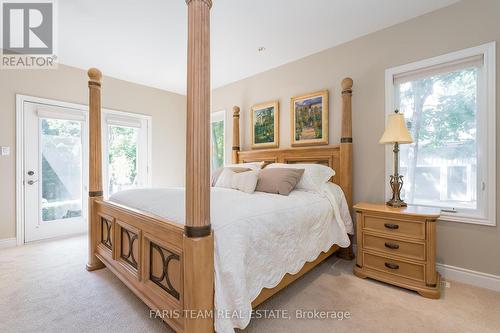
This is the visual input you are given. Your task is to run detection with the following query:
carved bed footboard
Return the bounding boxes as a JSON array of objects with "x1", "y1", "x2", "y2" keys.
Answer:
[{"x1": 91, "y1": 200, "x2": 213, "y2": 333}]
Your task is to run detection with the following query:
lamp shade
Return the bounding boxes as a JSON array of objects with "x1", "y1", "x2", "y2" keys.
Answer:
[{"x1": 379, "y1": 112, "x2": 413, "y2": 144}]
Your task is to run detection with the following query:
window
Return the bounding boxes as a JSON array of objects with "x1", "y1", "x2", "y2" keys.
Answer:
[
  {"x1": 211, "y1": 110, "x2": 225, "y2": 170},
  {"x1": 102, "y1": 111, "x2": 151, "y2": 197},
  {"x1": 385, "y1": 43, "x2": 496, "y2": 225}
]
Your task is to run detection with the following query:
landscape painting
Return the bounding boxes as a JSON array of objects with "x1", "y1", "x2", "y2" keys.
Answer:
[
  {"x1": 251, "y1": 101, "x2": 279, "y2": 149},
  {"x1": 291, "y1": 90, "x2": 329, "y2": 146}
]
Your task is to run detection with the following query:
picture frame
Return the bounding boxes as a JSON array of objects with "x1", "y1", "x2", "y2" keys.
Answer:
[
  {"x1": 290, "y1": 90, "x2": 329, "y2": 146},
  {"x1": 250, "y1": 101, "x2": 279, "y2": 149}
]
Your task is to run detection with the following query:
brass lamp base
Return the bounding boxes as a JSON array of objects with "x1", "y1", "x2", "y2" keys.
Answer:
[
  {"x1": 386, "y1": 198, "x2": 407, "y2": 208},
  {"x1": 387, "y1": 141, "x2": 407, "y2": 208},
  {"x1": 387, "y1": 173, "x2": 407, "y2": 208}
]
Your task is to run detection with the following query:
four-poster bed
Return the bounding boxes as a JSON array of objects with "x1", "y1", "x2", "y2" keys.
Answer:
[{"x1": 85, "y1": 1, "x2": 354, "y2": 332}]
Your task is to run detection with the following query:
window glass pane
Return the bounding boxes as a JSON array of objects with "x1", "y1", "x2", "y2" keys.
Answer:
[
  {"x1": 211, "y1": 120, "x2": 224, "y2": 170},
  {"x1": 448, "y1": 166, "x2": 468, "y2": 200},
  {"x1": 41, "y1": 118, "x2": 82, "y2": 222},
  {"x1": 108, "y1": 125, "x2": 139, "y2": 195},
  {"x1": 398, "y1": 67, "x2": 478, "y2": 210},
  {"x1": 415, "y1": 167, "x2": 441, "y2": 201}
]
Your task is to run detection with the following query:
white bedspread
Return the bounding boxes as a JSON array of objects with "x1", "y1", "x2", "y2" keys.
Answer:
[{"x1": 109, "y1": 183, "x2": 353, "y2": 333}]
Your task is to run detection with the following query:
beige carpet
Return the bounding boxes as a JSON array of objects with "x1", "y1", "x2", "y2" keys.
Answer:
[{"x1": 1, "y1": 235, "x2": 499, "y2": 333}]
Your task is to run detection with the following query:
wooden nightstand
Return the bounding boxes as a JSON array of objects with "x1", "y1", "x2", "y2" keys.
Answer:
[{"x1": 353, "y1": 203, "x2": 441, "y2": 299}]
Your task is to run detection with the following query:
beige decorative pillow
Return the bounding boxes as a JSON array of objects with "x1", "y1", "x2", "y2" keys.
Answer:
[
  {"x1": 214, "y1": 168, "x2": 259, "y2": 194},
  {"x1": 211, "y1": 167, "x2": 252, "y2": 186},
  {"x1": 255, "y1": 168, "x2": 305, "y2": 196}
]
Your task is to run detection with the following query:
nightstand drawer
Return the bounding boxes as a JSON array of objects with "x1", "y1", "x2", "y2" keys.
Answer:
[
  {"x1": 363, "y1": 252, "x2": 425, "y2": 282},
  {"x1": 363, "y1": 233, "x2": 425, "y2": 261},
  {"x1": 363, "y1": 215, "x2": 425, "y2": 240},
  {"x1": 354, "y1": 203, "x2": 440, "y2": 298}
]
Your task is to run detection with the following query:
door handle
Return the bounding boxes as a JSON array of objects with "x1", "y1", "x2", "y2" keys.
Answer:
[{"x1": 27, "y1": 180, "x2": 38, "y2": 185}]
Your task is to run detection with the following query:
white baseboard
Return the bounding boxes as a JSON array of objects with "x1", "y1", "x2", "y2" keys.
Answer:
[
  {"x1": 0, "y1": 238, "x2": 17, "y2": 249},
  {"x1": 437, "y1": 263, "x2": 500, "y2": 293}
]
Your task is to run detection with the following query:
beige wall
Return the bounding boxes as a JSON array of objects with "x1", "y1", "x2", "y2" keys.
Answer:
[
  {"x1": 212, "y1": 0, "x2": 500, "y2": 275},
  {"x1": 0, "y1": 64, "x2": 186, "y2": 240}
]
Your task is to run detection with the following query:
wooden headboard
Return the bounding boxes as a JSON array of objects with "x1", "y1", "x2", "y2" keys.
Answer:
[
  {"x1": 238, "y1": 146, "x2": 341, "y2": 185},
  {"x1": 232, "y1": 78, "x2": 353, "y2": 210}
]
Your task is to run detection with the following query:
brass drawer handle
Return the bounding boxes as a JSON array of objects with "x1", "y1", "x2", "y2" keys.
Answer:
[
  {"x1": 384, "y1": 242, "x2": 400, "y2": 250},
  {"x1": 384, "y1": 223, "x2": 399, "y2": 230},
  {"x1": 385, "y1": 262, "x2": 399, "y2": 270}
]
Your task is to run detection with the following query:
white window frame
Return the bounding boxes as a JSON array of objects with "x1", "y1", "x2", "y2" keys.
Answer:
[
  {"x1": 210, "y1": 110, "x2": 226, "y2": 168},
  {"x1": 102, "y1": 109, "x2": 152, "y2": 198},
  {"x1": 385, "y1": 42, "x2": 496, "y2": 226}
]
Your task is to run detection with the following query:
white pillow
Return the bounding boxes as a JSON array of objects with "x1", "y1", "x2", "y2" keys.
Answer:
[
  {"x1": 266, "y1": 163, "x2": 335, "y2": 192},
  {"x1": 224, "y1": 161, "x2": 264, "y2": 171},
  {"x1": 214, "y1": 168, "x2": 259, "y2": 194}
]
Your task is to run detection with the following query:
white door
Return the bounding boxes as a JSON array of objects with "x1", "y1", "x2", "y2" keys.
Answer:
[{"x1": 23, "y1": 102, "x2": 88, "y2": 242}]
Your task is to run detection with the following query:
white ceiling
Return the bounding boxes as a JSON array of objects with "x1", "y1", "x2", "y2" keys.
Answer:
[{"x1": 59, "y1": 0, "x2": 459, "y2": 94}]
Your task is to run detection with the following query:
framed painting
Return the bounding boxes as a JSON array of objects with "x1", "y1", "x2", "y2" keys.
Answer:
[
  {"x1": 290, "y1": 90, "x2": 329, "y2": 146},
  {"x1": 250, "y1": 101, "x2": 279, "y2": 149}
]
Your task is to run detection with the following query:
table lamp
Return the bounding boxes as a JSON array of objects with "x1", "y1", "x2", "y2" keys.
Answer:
[{"x1": 380, "y1": 110, "x2": 414, "y2": 207}]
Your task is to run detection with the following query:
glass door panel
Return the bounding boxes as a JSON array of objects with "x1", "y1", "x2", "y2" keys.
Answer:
[{"x1": 40, "y1": 118, "x2": 83, "y2": 222}]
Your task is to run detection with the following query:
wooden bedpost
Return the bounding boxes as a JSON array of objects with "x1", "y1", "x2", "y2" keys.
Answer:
[
  {"x1": 86, "y1": 68, "x2": 105, "y2": 271},
  {"x1": 340, "y1": 77, "x2": 353, "y2": 208},
  {"x1": 232, "y1": 106, "x2": 240, "y2": 163},
  {"x1": 184, "y1": 0, "x2": 214, "y2": 332},
  {"x1": 337, "y1": 77, "x2": 355, "y2": 260}
]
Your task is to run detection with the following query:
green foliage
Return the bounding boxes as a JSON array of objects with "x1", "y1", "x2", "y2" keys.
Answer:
[
  {"x1": 41, "y1": 118, "x2": 82, "y2": 203},
  {"x1": 40, "y1": 118, "x2": 83, "y2": 221},
  {"x1": 41, "y1": 118, "x2": 81, "y2": 137},
  {"x1": 254, "y1": 107, "x2": 275, "y2": 144},
  {"x1": 399, "y1": 67, "x2": 478, "y2": 204},
  {"x1": 109, "y1": 126, "x2": 138, "y2": 165},
  {"x1": 42, "y1": 207, "x2": 55, "y2": 221},
  {"x1": 211, "y1": 120, "x2": 224, "y2": 169},
  {"x1": 421, "y1": 69, "x2": 475, "y2": 148},
  {"x1": 294, "y1": 102, "x2": 322, "y2": 140},
  {"x1": 42, "y1": 155, "x2": 69, "y2": 201},
  {"x1": 402, "y1": 68, "x2": 477, "y2": 159},
  {"x1": 108, "y1": 126, "x2": 138, "y2": 193}
]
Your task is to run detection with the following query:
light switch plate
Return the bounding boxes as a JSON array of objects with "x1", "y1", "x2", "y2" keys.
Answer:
[{"x1": 1, "y1": 146, "x2": 10, "y2": 156}]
